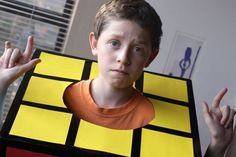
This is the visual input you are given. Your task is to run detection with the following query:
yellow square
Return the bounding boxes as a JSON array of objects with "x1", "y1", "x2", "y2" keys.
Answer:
[
  {"x1": 23, "y1": 76, "x2": 72, "y2": 108},
  {"x1": 149, "y1": 99, "x2": 191, "y2": 133},
  {"x1": 10, "y1": 105, "x2": 72, "y2": 144},
  {"x1": 89, "y1": 62, "x2": 99, "y2": 79},
  {"x1": 140, "y1": 129, "x2": 193, "y2": 157},
  {"x1": 143, "y1": 73, "x2": 188, "y2": 102},
  {"x1": 75, "y1": 120, "x2": 133, "y2": 156},
  {"x1": 34, "y1": 52, "x2": 84, "y2": 80}
]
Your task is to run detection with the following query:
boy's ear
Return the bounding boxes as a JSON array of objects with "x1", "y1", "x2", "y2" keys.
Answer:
[
  {"x1": 145, "y1": 49, "x2": 159, "y2": 67},
  {"x1": 89, "y1": 32, "x2": 98, "y2": 57}
]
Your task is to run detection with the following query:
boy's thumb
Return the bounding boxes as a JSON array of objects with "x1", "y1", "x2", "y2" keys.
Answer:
[
  {"x1": 202, "y1": 102, "x2": 212, "y2": 123},
  {"x1": 20, "y1": 58, "x2": 41, "y2": 74}
]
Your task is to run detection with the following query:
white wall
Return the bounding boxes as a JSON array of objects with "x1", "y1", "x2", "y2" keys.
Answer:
[
  {"x1": 64, "y1": 0, "x2": 236, "y2": 156},
  {"x1": 64, "y1": 0, "x2": 109, "y2": 60}
]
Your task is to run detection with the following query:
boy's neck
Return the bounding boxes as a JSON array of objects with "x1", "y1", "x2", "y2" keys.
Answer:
[{"x1": 91, "y1": 78, "x2": 135, "y2": 108}]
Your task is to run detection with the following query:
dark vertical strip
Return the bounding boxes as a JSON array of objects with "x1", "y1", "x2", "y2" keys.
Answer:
[
  {"x1": 135, "y1": 72, "x2": 144, "y2": 92},
  {"x1": 32, "y1": 49, "x2": 42, "y2": 59},
  {"x1": 130, "y1": 72, "x2": 144, "y2": 157},
  {"x1": 0, "y1": 139, "x2": 6, "y2": 157},
  {"x1": 187, "y1": 80, "x2": 202, "y2": 157},
  {"x1": 131, "y1": 128, "x2": 142, "y2": 157},
  {"x1": 81, "y1": 60, "x2": 92, "y2": 80},
  {"x1": 65, "y1": 116, "x2": 80, "y2": 146}
]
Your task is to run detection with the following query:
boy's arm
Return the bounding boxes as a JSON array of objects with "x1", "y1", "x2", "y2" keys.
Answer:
[
  {"x1": 202, "y1": 88, "x2": 236, "y2": 157},
  {"x1": 0, "y1": 36, "x2": 40, "y2": 105}
]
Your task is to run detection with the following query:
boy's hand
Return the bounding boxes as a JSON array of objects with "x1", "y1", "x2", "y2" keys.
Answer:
[
  {"x1": 202, "y1": 88, "x2": 236, "y2": 157},
  {"x1": 0, "y1": 36, "x2": 40, "y2": 91}
]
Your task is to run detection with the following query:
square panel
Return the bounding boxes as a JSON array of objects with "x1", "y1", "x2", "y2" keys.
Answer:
[
  {"x1": 34, "y1": 52, "x2": 85, "y2": 80},
  {"x1": 143, "y1": 73, "x2": 188, "y2": 102},
  {"x1": 75, "y1": 120, "x2": 133, "y2": 156},
  {"x1": 9, "y1": 105, "x2": 72, "y2": 144},
  {"x1": 140, "y1": 129, "x2": 193, "y2": 157},
  {"x1": 149, "y1": 99, "x2": 191, "y2": 133},
  {"x1": 23, "y1": 76, "x2": 72, "y2": 108}
]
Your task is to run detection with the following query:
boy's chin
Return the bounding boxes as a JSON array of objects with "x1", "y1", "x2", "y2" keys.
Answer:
[{"x1": 109, "y1": 80, "x2": 134, "y2": 89}]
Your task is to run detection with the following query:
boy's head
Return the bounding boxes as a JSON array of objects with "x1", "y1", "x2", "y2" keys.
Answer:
[{"x1": 93, "y1": 0, "x2": 163, "y2": 52}]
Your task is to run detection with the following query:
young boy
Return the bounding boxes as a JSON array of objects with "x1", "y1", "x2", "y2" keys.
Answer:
[{"x1": 63, "y1": 0, "x2": 162, "y2": 130}]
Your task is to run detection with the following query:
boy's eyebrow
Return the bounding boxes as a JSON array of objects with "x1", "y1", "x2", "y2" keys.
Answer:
[
  {"x1": 132, "y1": 38, "x2": 150, "y2": 46},
  {"x1": 108, "y1": 33, "x2": 149, "y2": 45},
  {"x1": 134, "y1": 39, "x2": 149, "y2": 45},
  {"x1": 108, "y1": 32, "x2": 125, "y2": 38}
]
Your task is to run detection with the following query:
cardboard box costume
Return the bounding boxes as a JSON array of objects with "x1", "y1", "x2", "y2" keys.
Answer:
[{"x1": 0, "y1": 50, "x2": 202, "y2": 157}]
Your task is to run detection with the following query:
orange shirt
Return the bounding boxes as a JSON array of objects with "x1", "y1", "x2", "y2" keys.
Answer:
[{"x1": 63, "y1": 80, "x2": 155, "y2": 130}]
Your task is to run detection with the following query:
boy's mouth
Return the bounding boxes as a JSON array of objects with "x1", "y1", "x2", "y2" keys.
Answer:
[{"x1": 111, "y1": 69, "x2": 129, "y2": 75}]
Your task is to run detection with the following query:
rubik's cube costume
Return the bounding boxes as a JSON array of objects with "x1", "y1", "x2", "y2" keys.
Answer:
[{"x1": 0, "y1": 50, "x2": 202, "y2": 157}]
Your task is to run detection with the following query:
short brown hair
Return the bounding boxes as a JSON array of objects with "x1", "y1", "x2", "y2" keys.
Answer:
[{"x1": 94, "y1": 0, "x2": 163, "y2": 51}]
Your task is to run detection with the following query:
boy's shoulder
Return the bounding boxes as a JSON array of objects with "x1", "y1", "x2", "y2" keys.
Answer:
[
  {"x1": 63, "y1": 79, "x2": 91, "y2": 110},
  {"x1": 64, "y1": 80, "x2": 91, "y2": 93}
]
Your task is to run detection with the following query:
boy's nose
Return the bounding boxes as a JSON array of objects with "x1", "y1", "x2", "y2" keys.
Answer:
[{"x1": 116, "y1": 48, "x2": 130, "y2": 65}]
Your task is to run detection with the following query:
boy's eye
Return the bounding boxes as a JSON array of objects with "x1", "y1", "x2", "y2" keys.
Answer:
[
  {"x1": 133, "y1": 46, "x2": 145, "y2": 55},
  {"x1": 109, "y1": 40, "x2": 120, "y2": 48},
  {"x1": 134, "y1": 47, "x2": 142, "y2": 52}
]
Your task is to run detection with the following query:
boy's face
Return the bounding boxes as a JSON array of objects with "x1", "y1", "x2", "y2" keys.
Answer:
[{"x1": 89, "y1": 19, "x2": 156, "y2": 88}]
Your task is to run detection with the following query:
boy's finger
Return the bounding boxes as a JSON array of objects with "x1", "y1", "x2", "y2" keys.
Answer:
[
  {"x1": 3, "y1": 48, "x2": 13, "y2": 68},
  {"x1": 20, "y1": 58, "x2": 41, "y2": 74},
  {"x1": 220, "y1": 105, "x2": 230, "y2": 125},
  {"x1": 4, "y1": 41, "x2": 11, "y2": 50},
  {"x1": 212, "y1": 88, "x2": 228, "y2": 109},
  {"x1": 202, "y1": 102, "x2": 222, "y2": 132},
  {"x1": 202, "y1": 102, "x2": 212, "y2": 123},
  {"x1": 9, "y1": 48, "x2": 21, "y2": 68},
  {"x1": 24, "y1": 36, "x2": 34, "y2": 59},
  {"x1": 224, "y1": 109, "x2": 236, "y2": 129},
  {"x1": 1, "y1": 41, "x2": 11, "y2": 61}
]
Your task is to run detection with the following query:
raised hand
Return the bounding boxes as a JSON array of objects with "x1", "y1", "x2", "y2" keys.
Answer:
[
  {"x1": 203, "y1": 88, "x2": 236, "y2": 157},
  {"x1": 0, "y1": 36, "x2": 40, "y2": 92}
]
